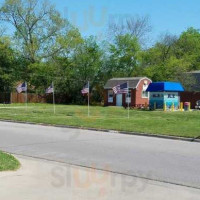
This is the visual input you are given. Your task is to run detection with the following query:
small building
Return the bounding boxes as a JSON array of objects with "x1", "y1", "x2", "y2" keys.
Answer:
[
  {"x1": 180, "y1": 70, "x2": 200, "y2": 108},
  {"x1": 146, "y1": 82, "x2": 184, "y2": 110},
  {"x1": 185, "y1": 70, "x2": 200, "y2": 91},
  {"x1": 104, "y1": 77, "x2": 152, "y2": 107}
]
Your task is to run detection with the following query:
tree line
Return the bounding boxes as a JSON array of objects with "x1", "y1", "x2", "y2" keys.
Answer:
[{"x1": 0, "y1": 0, "x2": 199, "y2": 103}]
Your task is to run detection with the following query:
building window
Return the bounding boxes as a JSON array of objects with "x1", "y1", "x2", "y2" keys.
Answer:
[
  {"x1": 108, "y1": 90, "x2": 113, "y2": 103},
  {"x1": 152, "y1": 94, "x2": 160, "y2": 98},
  {"x1": 168, "y1": 94, "x2": 175, "y2": 98},
  {"x1": 142, "y1": 91, "x2": 149, "y2": 98},
  {"x1": 151, "y1": 93, "x2": 163, "y2": 98},
  {"x1": 142, "y1": 81, "x2": 149, "y2": 98},
  {"x1": 126, "y1": 91, "x2": 131, "y2": 103}
]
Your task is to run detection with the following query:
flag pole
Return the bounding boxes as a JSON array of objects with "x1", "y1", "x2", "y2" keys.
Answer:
[
  {"x1": 26, "y1": 82, "x2": 28, "y2": 111},
  {"x1": 88, "y1": 81, "x2": 90, "y2": 117},
  {"x1": 52, "y1": 82, "x2": 56, "y2": 114},
  {"x1": 127, "y1": 81, "x2": 130, "y2": 119}
]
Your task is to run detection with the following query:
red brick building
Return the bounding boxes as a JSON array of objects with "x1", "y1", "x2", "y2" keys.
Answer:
[{"x1": 104, "y1": 77, "x2": 152, "y2": 107}]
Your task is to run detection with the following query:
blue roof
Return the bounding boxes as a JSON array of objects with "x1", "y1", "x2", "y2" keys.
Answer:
[{"x1": 146, "y1": 82, "x2": 184, "y2": 92}]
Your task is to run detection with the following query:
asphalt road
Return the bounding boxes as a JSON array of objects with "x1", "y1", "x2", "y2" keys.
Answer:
[{"x1": 0, "y1": 121, "x2": 200, "y2": 189}]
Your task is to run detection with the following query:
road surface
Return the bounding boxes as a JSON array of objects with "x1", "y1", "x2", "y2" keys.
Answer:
[{"x1": 0, "y1": 121, "x2": 199, "y2": 189}]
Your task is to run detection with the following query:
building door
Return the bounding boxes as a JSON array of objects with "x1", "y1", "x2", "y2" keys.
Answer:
[{"x1": 116, "y1": 94, "x2": 122, "y2": 106}]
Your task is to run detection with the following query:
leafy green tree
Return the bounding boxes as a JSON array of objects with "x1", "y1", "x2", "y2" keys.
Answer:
[
  {"x1": 27, "y1": 27, "x2": 83, "y2": 94},
  {"x1": 141, "y1": 33, "x2": 183, "y2": 81},
  {"x1": 27, "y1": 62, "x2": 55, "y2": 93},
  {"x1": 141, "y1": 28, "x2": 200, "y2": 84},
  {"x1": 0, "y1": 0, "x2": 72, "y2": 63},
  {"x1": 176, "y1": 27, "x2": 200, "y2": 71},
  {"x1": 72, "y1": 37, "x2": 103, "y2": 83},
  {"x1": 49, "y1": 36, "x2": 104, "y2": 103},
  {"x1": 0, "y1": 37, "x2": 16, "y2": 91},
  {"x1": 108, "y1": 34, "x2": 141, "y2": 77}
]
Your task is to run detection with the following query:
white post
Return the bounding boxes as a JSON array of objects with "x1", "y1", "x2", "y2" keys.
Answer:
[
  {"x1": 127, "y1": 81, "x2": 130, "y2": 119},
  {"x1": 26, "y1": 82, "x2": 28, "y2": 110},
  {"x1": 88, "y1": 81, "x2": 90, "y2": 117},
  {"x1": 52, "y1": 82, "x2": 56, "y2": 114}
]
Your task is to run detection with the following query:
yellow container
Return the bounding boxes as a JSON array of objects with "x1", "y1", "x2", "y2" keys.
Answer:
[
  {"x1": 180, "y1": 102, "x2": 183, "y2": 111},
  {"x1": 172, "y1": 103, "x2": 175, "y2": 111},
  {"x1": 164, "y1": 103, "x2": 167, "y2": 111}
]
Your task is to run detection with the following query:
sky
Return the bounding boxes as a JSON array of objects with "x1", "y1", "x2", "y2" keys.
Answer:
[
  {"x1": 1, "y1": 0, "x2": 200, "y2": 45},
  {"x1": 51, "y1": 0, "x2": 200, "y2": 44}
]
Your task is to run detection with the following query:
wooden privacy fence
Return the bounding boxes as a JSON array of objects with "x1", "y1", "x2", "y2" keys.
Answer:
[
  {"x1": 0, "y1": 92, "x2": 69, "y2": 104},
  {"x1": 10, "y1": 92, "x2": 47, "y2": 103}
]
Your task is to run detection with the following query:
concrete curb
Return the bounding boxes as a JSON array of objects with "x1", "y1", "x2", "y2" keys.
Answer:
[{"x1": 0, "y1": 119, "x2": 200, "y2": 143}]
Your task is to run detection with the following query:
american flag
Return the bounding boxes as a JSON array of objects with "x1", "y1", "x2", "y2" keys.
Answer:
[
  {"x1": 46, "y1": 84, "x2": 54, "y2": 94},
  {"x1": 16, "y1": 82, "x2": 27, "y2": 93},
  {"x1": 81, "y1": 83, "x2": 89, "y2": 94},
  {"x1": 113, "y1": 82, "x2": 128, "y2": 94}
]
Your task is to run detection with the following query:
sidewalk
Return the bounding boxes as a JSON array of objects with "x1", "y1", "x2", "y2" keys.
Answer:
[{"x1": 0, "y1": 155, "x2": 199, "y2": 200}]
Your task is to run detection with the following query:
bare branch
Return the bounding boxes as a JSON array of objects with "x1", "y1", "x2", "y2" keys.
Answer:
[{"x1": 108, "y1": 15, "x2": 152, "y2": 45}]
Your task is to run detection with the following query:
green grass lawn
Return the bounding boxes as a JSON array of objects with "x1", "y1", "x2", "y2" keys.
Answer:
[
  {"x1": 0, "y1": 103, "x2": 199, "y2": 138},
  {"x1": 0, "y1": 151, "x2": 20, "y2": 171}
]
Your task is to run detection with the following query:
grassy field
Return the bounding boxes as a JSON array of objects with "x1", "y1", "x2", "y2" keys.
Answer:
[
  {"x1": 0, "y1": 151, "x2": 20, "y2": 171},
  {"x1": 0, "y1": 103, "x2": 199, "y2": 138}
]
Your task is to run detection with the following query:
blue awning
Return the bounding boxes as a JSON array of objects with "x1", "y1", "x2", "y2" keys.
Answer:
[{"x1": 146, "y1": 82, "x2": 184, "y2": 92}]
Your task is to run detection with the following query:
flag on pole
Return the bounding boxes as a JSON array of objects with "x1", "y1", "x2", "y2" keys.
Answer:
[
  {"x1": 46, "y1": 84, "x2": 54, "y2": 94},
  {"x1": 81, "y1": 83, "x2": 89, "y2": 94},
  {"x1": 46, "y1": 83, "x2": 56, "y2": 114},
  {"x1": 16, "y1": 82, "x2": 27, "y2": 93},
  {"x1": 112, "y1": 82, "x2": 128, "y2": 94},
  {"x1": 81, "y1": 82, "x2": 90, "y2": 117}
]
